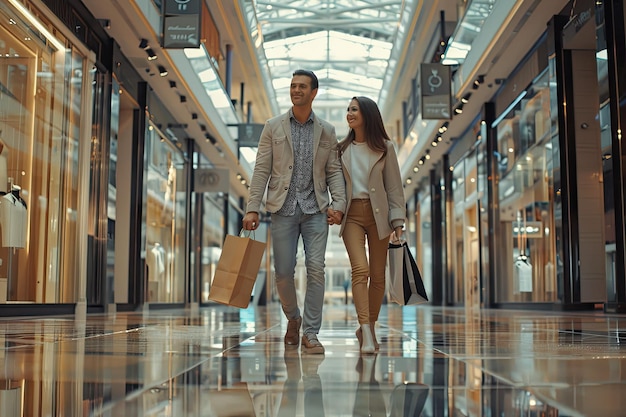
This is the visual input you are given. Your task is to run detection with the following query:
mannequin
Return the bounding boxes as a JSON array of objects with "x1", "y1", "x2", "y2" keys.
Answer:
[
  {"x1": 146, "y1": 242, "x2": 166, "y2": 301},
  {"x1": 0, "y1": 184, "x2": 27, "y2": 248}
]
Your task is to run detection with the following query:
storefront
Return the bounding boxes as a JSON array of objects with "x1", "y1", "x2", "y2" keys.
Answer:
[
  {"x1": 415, "y1": 0, "x2": 626, "y2": 312},
  {"x1": 0, "y1": 0, "x2": 95, "y2": 309}
]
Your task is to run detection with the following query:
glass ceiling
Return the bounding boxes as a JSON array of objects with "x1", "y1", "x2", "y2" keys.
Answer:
[
  {"x1": 441, "y1": 0, "x2": 496, "y2": 65},
  {"x1": 243, "y1": 0, "x2": 407, "y2": 137}
]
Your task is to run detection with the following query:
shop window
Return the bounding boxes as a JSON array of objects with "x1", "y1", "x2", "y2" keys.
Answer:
[
  {"x1": 0, "y1": 2, "x2": 90, "y2": 303},
  {"x1": 493, "y1": 70, "x2": 557, "y2": 303}
]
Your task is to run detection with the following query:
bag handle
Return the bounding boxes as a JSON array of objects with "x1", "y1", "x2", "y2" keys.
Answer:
[
  {"x1": 390, "y1": 221, "x2": 408, "y2": 245},
  {"x1": 239, "y1": 228, "x2": 256, "y2": 239}
]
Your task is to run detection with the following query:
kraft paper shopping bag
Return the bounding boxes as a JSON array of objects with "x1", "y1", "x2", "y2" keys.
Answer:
[{"x1": 209, "y1": 230, "x2": 266, "y2": 308}]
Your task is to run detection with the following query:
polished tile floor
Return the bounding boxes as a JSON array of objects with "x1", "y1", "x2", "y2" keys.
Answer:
[{"x1": 0, "y1": 303, "x2": 624, "y2": 416}]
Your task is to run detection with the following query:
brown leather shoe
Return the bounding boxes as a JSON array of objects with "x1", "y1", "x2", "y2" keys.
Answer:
[
  {"x1": 301, "y1": 333, "x2": 325, "y2": 354},
  {"x1": 284, "y1": 317, "x2": 302, "y2": 345}
]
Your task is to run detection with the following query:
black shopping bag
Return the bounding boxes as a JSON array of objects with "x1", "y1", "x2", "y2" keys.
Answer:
[{"x1": 387, "y1": 241, "x2": 428, "y2": 305}]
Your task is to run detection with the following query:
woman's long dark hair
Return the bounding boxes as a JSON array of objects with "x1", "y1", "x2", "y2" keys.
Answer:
[{"x1": 338, "y1": 96, "x2": 390, "y2": 155}]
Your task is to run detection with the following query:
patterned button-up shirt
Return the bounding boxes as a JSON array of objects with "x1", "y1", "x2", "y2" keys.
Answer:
[{"x1": 276, "y1": 109, "x2": 318, "y2": 216}]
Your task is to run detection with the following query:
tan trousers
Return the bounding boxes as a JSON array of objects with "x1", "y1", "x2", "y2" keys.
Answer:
[{"x1": 342, "y1": 199, "x2": 390, "y2": 325}]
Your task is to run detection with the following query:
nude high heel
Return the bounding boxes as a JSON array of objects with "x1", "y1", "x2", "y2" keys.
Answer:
[{"x1": 360, "y1": 324, "x2": 375, "y2": 354}]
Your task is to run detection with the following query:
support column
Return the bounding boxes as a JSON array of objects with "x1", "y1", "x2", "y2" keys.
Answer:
[
  {"x1": 225, "y1": 44, "x2": 232, "y2": 97},
  {"x1": 484, "y1": 102, "x2": 498, "y2": 307},
  {"x1": 430, "y1": 168, "x2": 443, "y2": 305},
  {"x1": 603, "y1": 0, "x2": 626, "y2": 313}
]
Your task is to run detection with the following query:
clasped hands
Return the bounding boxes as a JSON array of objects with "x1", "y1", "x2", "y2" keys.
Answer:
[{"x1": 327, "y1": 208, "x2": 343, "y2": 225}]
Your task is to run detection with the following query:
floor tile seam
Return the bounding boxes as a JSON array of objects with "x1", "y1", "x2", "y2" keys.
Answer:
[
  {"x1": 68, "y1": 327, "x2": 146, "y2": 342},
  {"x1": 219, "y1": 325, "x2": 281, "y2": 355},
  {"x1": 441, "y1": 357, "x2": 590, "y2": 416},
  {"x1": 432, "y1": 350, "x2": 626, "y2": 415},
  {"x1": 93, "y1": 346, "x2": 222, "y2": 415}
]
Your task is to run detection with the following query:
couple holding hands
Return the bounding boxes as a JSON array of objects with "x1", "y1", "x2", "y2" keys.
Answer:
[{"x1": 242, "y1": 69, "x2": 405, "y2": 355}]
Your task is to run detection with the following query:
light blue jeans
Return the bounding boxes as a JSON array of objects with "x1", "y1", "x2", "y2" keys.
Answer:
[{"x1": 271, "y1": 204, "x2": 328, "y2": 336}]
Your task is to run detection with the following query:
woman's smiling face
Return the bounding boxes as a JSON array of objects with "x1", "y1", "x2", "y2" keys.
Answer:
[{"x1": 346, "y1": 99, "x2": 363, "y2": 131}]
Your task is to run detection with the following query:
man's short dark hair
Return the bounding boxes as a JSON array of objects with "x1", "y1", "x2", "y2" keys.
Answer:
[{"x1": 293, "y1": 69, "x2": 319, "y2": 90}]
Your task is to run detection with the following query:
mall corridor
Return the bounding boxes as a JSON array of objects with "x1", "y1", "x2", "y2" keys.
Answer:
[
  {"x1": 2, "y1": 0, "x2": 626, "y2": 415},
  {"x1": 0, "y1": 304, "x2": 624, "y2": 416}
]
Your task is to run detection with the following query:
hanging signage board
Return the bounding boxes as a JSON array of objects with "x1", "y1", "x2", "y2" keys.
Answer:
[
  {"x1": 163, "y1": 15, "x2": 201, "y2": 48},
  {"x1": 420, "y1": 63, "x2": 452, "y2": 120},
  {"x1": 237, "y1": 124, "x2": 265, "y2": 147},
  {"x1": 162, "y1": 0, "x2": 201, "y2": 49},
  {"x1": 194, "y1": 168, "x2": 229, "y2": 193}
]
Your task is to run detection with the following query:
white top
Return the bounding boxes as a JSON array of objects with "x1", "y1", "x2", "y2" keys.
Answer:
[
  {"x1": 0, "y1": 192, "x2": 27, "y2": 248},
  {"x1": 350, "y1": 141, "x2": 376, "y2": 199},
  {"x1": 146, "y1": 243, "x2": 166, "y2": 281}
]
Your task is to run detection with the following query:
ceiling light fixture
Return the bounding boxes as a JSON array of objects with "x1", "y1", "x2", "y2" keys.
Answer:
[
  {"x1": 205, "y1": 133, "x2": 217, "y2": 145},
  {"x1": 472, "y1": 75, "x2": 485, "y2": 89},
  {"x1": 158, "y1": 65, "x2": 168, "y2": 76},
  {"x1": 139, "y1": 38, "x2": 149, "y2": 50},
  {"x1": 146, "y1": 48, "x2": 157, "y2": 61}
]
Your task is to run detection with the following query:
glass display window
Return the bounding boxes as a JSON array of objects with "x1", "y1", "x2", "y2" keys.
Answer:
[
  {"x1": 494, "y1": 69, "x2": 557, "y2": 303},
  {"x1": 144, "y1": 122, "x2": 187, "y2": 303},
  {"x1": 0, "y1": 1, "x2": 92, "y2": 303}
]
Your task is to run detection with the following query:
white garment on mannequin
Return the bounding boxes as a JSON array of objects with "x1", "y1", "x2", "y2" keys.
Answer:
[
  {"x1": 146, "y1": 243, "x2": 165, "y2": 281},
  {"x1": 0, "y1": 192, "x2": 27, "y2": 248}
]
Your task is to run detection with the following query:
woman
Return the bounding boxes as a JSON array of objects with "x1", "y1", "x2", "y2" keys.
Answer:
[{"x1": 328, "y1": 96, "x2": 405, "y2": 353}]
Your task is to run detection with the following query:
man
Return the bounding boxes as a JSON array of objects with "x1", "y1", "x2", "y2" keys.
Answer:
[{"x1": 243, "y1": 69, "x2": 346, "y2": 354}]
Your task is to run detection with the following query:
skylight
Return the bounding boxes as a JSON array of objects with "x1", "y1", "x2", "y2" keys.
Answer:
[{"x1": 243, "y1": 0, "x2": 406, "y2": 137}]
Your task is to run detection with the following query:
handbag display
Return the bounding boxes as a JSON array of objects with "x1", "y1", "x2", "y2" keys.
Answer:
[
  {"x1": 208, "y1": 230, "x2": 266, "y2": 308},
  {"x1": 387, "y1": 240, "x2": 428, "y2": 305}
]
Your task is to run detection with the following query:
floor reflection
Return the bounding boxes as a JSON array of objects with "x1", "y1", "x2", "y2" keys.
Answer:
[{"x1": 0, "y1": 305, "x2": 623, "y2": 416}]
